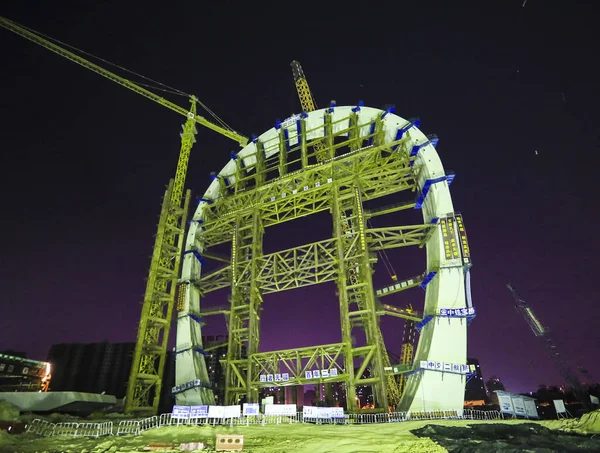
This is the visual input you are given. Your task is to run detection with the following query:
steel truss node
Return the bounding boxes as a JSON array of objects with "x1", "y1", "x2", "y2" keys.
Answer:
[{"x1": 176, "y1": 106, "x2": 471, "y2": 413}]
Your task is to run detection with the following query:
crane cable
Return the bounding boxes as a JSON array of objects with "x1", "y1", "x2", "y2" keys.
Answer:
[{"x1": 16, "y1": 20, "x2": 235, "y2": 132}]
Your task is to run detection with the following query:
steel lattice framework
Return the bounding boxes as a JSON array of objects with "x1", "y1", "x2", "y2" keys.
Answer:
[{"x1": 175, "y1": 106, "x2": 471, "y2": 413}]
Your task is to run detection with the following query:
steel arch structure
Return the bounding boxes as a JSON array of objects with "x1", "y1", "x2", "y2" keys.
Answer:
[{"x1": 174, "y1": 106, "x2": 471, "y2": 412}]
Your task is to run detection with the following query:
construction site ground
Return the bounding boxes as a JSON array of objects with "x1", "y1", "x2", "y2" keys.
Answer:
[{"x1": 1, "y1": 410, "x2": 600, "y2": 453}]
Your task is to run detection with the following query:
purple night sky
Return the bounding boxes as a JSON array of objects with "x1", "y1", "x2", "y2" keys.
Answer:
[{"x1": 1, "y1": 1, "x2": 598, "y2": 394}]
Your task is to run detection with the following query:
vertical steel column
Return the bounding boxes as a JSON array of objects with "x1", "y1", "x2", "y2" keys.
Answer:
[
  {"x1": 225, "y1": 222, "x2": 245, "y2": 404},
  {"x1": 331, "y1": 186, "x2": 357, "y2": 412},
  {"x1": 245, "y1": 211, "x2": 264, "y2": 403},
  {"x1": 126, "y1": 181, "x2": 191, "y2": 414},
  {"x1": 224, "y1": 212, "x2": 263, "y2": 404},
  {"x1": 352, "y1": 186, "x2": 390, "y2": 409}
]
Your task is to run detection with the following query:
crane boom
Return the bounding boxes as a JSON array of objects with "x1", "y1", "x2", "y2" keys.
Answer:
[
  {"x1": 506, "y1": 283, "x2": 592, "y2": 411},
  {"x1": 0, "y1": 16, "x2": 248, "y2": 147},
  {"x1": 507, "y1": 283, "x2": 548, "y2": 337},
  {"x1": 1, "y1": 15, "x2": 247, "y2": 414}
]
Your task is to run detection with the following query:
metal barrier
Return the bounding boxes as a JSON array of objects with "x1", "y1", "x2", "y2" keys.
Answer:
[
  {"x1": 26, "y1": 409, "x2": 503, "y2": 438},
  {"x1": 27, "y1": 419, "x2": 114, "y2": 438}
]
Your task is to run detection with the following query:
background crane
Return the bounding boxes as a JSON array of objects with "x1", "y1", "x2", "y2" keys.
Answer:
[
  {"x1": 0, "y1": 15, "x2": 247, "y2": 415},
  {"x1": 290, "y1": 61, "x2": 329, "y2": 163},
  {"x1": 506, "y1": 283, "x2": 592, "y2": 411}
]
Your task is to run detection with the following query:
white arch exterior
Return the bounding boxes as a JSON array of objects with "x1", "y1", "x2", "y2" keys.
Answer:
[{"x1": 175, "y1": 106, "x2": 468, "y2": 412}]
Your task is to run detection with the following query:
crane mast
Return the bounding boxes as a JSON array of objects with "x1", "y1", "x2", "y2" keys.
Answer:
[
  {"x1": 0, "y1": 15, "x2": 247, "y2": 414},
  {"x1": 506, "y1": 283, "x2": 592, "y2": 411}
]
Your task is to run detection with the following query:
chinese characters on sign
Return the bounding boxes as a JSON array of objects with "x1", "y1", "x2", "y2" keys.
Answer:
[
  {"x1": 419, "y1": 360, "x2": 470, "y2": 374},
  {"x1": 437, "y1": 307, "x2": 475, "y2": 317},
  {"x1": 455, "y1": 215, "x2": 471, "y2": 265},
  {"x1": 260, "y1": 369, "x2": 339, "y2": 383}
]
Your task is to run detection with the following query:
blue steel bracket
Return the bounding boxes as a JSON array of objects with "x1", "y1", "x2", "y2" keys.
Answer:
[
  {"x1": 420, "y1": 271, "x2": 438, "y2": 289},
  {"x1": 415, "y1": 315, "x2": 434, "y2": 332},
  {"x1": 275, "y1": 119, "x2": 282, "y2": 130},
  {"x1": 188, "y1": 312, "x2": 204, "y2": 325},
  {"x1": 381, "y1": 106, "x2": 395, "y2": 119},
  {"x1": 408, "y1": 134, "x2": 438, "y2": 166},
  {"x1": 415, "y1": 175, "x2": 453, "y2": 209},
  {"x1": 352, "y1": 100, "x2": 364, "y2": 112},
  {"x1": 184, "y1": 249, "x2": 205, "y2": 266},
  {"x1": 230, "y1": 151, "x2": 238, "y2": 160}
]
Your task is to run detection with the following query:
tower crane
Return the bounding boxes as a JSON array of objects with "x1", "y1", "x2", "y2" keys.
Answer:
[
  {"x1": 507, "y1": 283, "x2": 592, "y2": 411},
  {"x1": 0, "y1": 16, "x2": 247, "y2": 415},
  {"x1": 290, "y1": 61, "x2": 329, "y2": 163}
]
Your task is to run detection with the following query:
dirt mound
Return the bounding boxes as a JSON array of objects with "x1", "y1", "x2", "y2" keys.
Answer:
[
  {"x1": 412, "y1": 422, "x2": 600, "y2": 452},
  {"x1": 0, "y1": 401, "x2": 19, "y2": 421},
  {"x1": 575, "y1": 409, "x2": 600, "y2": 435}
]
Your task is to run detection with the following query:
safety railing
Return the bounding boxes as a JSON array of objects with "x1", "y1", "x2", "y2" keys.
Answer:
[
  {"x1": 26, "y1": 409, "x2": 503, "y2": 438},
  {"x1": 26, "y1": 419, "x2": 114, "y2": 438}
]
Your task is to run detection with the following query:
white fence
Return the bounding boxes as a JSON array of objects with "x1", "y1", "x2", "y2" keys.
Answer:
[
  {"x1": 26, "y1": 419, "x2": 114, "y2": 438},
  {"x1": 26, "y1": 409, "x2": 503, "y2": 438}
]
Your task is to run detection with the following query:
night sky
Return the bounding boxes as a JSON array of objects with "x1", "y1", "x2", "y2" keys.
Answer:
[{"x1": 1, "y1": 1, "x2": 598, "y2": 394}]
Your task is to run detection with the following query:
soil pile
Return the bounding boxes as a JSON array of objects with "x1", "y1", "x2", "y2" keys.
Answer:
[{"x1": 412, "y1": 422, "x2": 600, "y2": 452}]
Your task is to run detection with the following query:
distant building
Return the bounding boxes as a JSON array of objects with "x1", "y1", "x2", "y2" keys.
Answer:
[
  {"x1": 356, "y1": 367, "x2": 374, "y2": 408},
  {"x1": 465, "y1": 358, "x2": 487, "y2": 404},
  {"x1": 315, "y1": 381, "x2": 346, "y2": 408},
  {"x1": 47, "y1": 341, "x2": 134, "y2": 398},
  {"x1": 47, "y1": 341, "x2": 175, "y2": 412}
]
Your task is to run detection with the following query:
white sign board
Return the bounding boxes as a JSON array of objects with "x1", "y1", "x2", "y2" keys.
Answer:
[
  {"x1": 208, "y1": 405, "x2": 225, "y2": 418},
  {"x1": 190, "y1": 405, "x2": 209, "y2": 418},
  {"x1": 303, "y1": 406, "x2": 319, "y2": 418},
  {"x1": 553, "y1": 399, "x2": 567, "y2": 414},
  {"x1": 224, "y1": 405, "x2": 241, "y2": 418},
  {"x1": 265, "y1": 404, "x2": 297, "y2": 416},
  {"x1": 331, "y1": 407, "x2": 345, "y2": 419},
  {"x1": 172, "y1": 405, "x2": 191, "y2": 419},
  {"x1": 523, "y1": 399, "x2": 539, "y2": 419},
  {"x1": 243, "y1": 403, "x2": 259, "y2": 416},
  {"x1": 498, "y1": 394, "x2": 515, "y2": 415},
  {"x1": 512, "y1": 397, "x2": 526, "y2": 417}
]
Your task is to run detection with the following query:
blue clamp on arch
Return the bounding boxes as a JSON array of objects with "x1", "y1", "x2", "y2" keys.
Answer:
[
  {"x1": 188, "y1": 312, "x2": 203, "y2": 325},
  {"x1": 184, "y1": 249, "x2": 205, "y2": 266},
  {"x1": 327, "y1": 100, "x2": 336, "y2": 113},
  {"x1": 230, "y1": 151, "x2": 238, "y2": 160},
  {"x1": 420, "y1": 271, "x2": 438, "y2": 289},
  {"x1": 395, "y1": 118, "x2": 421, "y2": 142},
  {"x1": 416, "y1": 315, "x2": 434, "y2": 332},
  {"x1": 415, "y1": 173, "x2": 455, "y2": 209},
  {"x1": 193, "y1": 346, "x2": 208, "y2": 356},
  {"x1": 352, "y1": 100, "x2": 364, "y2": 113},
  {"x1": 409, "y1": 134, "x2": 439, "y2": 167},
  {"x1": 275, "y1": 119, "x2": 282, "y2": 130},
  {"x1": 381, "y1": 106, "x2": 395, "y2": 119},
  {"x1": 252, "y1": 134, "x2": 258, "y2": 143}
]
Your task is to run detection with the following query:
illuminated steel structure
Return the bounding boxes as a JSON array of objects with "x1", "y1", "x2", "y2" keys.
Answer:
[
  {"x1": 177, "y1": 104, "x2": 473, "y2": 412},
  {"x1": 0, "y1": 16, "x2": 247, "y2": 415}
]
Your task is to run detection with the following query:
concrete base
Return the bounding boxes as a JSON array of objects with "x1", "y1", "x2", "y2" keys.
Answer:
[{"x1": 0, "y1": 392, "x2": 117, "y2": 414}]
